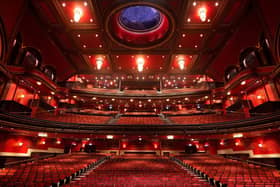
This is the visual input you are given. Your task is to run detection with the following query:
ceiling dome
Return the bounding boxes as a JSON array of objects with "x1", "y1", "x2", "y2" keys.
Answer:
[
  {"x1": 106, "y1": 3, "x2": 174, "y2": 49},
  {"x1": 119, "y1": 6, "x2": 162, "y2": 32}
]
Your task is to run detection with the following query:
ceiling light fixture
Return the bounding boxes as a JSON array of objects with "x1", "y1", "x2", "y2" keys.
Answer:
[
  {"x1": 73, "y1": 7, "x2": 83, "y2": 22},
  {"x1": 36, "y1": 81, "x2": 42, "y2": 86},
  {"x1": 178, "y1": 58, "x2": 185, "y2": 70},
  {"x1": 198, "y1": 7, "x2": 207, "y2": 22},
  {"x1": 106, "y1": 135, "x2": 114, "y2": 139},
  {"x1": 167, "y1": 135, "x2": 174, "y2": 140},
  {"x1": 241, "y1": 80, "x2": 246, "y2": 85},
  {"x1": 96, "y1": 57, "x2": 103, "y2": 70},
  {"x1": 136, "y1": 56, "x2": 145, "y2": 72}
]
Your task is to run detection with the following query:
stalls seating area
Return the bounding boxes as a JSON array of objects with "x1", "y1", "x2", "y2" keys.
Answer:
[
  {"x1": 176, "y1": 154, "x2": 280, "y2": 187},
  {"x1": 0, "y1": 153, "x2": 106, "y2": 187},
  {"x1": 68, "y1": 155, "x2": 210, "y2": 187}
]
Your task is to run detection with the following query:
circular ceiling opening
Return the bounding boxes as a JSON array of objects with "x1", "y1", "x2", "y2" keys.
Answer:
[
  {"x1": 106, "y1": 3, "x2": 174, "y2": 49},
  {"x1": 119, "y1": 6, "x2": 162, "y2": 32}
]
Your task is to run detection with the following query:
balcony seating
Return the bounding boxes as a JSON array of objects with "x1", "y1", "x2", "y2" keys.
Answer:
[
  {"x1": 35, "y1": 112, "x2": 112, "y2": 124},
  {"x1": 0, "y1": 153, "x2": 106, "y2": 187},
  {"x1": 68, "y1": 156, "x2": 211, "y2": 187},
  {"x1": 115, "y1": 116, "x2": 165, "y2": 125},
  {"x1": 176, "y1": 154, "x2": 280, "y2": 187},
  {"x1": 169, "y1": 113, "x2": 246, "y2": 124}
]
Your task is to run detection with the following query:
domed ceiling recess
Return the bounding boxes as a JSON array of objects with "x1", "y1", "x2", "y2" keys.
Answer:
[{"x1": 106, "y1": 2, "x2": 174, "y2": 49}]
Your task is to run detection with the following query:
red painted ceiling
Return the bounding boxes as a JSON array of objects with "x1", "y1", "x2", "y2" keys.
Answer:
[{"x1": 1, "y1": 0, "x2": 279, "y2": 82}]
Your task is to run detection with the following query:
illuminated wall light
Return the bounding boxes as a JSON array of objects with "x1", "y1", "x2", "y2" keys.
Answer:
[
  {"x1": 258, "y1": 143, "x2": 263, "y2": 148},
  {"x1": 230, "y1": 97, "x2": 234, "y2": 101},
  {"x1": 51, "y1": 91, "x2": 55, "y2": 95},
  {"x1": 130, "y1": 99, "x2": 134, "y2": 102},
  {"x1": 257, "y1": 95, "x2": 262, "y2": 99},
  {"x1": 182, "y1": 33, "x2": 186, "y2": 37},
  {"x1": 148, "y1": 99, "x2": 152, "y2": 102},
  {"x1": 73, "y1": 7, "x2": 83, "y2": 22},
  {"x1": 73, "y1": 95, "x2": 77, "y2": 99},
  {"x1": 38, "y1": 132, "x2": 48, "y2": 137},
  {"x1": 235, "y1": 141, "x2": 240, "y2": 146},
  {"x1": 83, "y1": 44, "x2": 87, "y2": 48},
  {"x1": 89, "y1": 143, "x2": 93, "y2": 146},
  {"x1": 62, "y1": 2, "x2": 66, "y2": 7},
  {"x1": 192, "y1": 1, "x2": 197, "y2": 6},
  {"x1": 188, "y1": 143, "x2": 193, "y2": 147},
  {"x1": 122, "y1": 143, "x2": 127, "y2": 148},
  {"x1": 19, "y1": 94, "x2": 25, "y2": 98},
  {"x1": 84, "y1": 2, "x2": 88, "y2": 6},
  {"x1": 207, "y1": 19, "x2": 211, "y2": 22},
  {"x1": 99, "y1": 44, "x2": 103, "y2": 48},
  {"x1": 47, "y1": 96, "x2": 52, "y2": 100},
  {"x1": 153, "y1": 143, "x2": 158, "y2": 149},
  {"x1": 106, "y1": 135, "x2": 114, "y2": 139},
  {"x1": 56, "y1": 140, "x2": 61, "y2": 144},
  {"x1": 36, "y1": 81, "x2": 42, "y2": 86},
  {"x1": 198, "y1": 7, "x2": 207, "y2": 22},
  {"x1": 136, "y1": 57, "x2": 145, "y2": 72},
  {"x1": 200, "y1": 34, "x2": 204, "y2": 37},
  {"x1": 241, "y1": 80, "x2": 246, "y2": 85},
  {"x1": 167, "y1": 135, "x2": 174, "y2": 140},
  {"x1": 178, "y1": 44, "x2": 182, "y2": 48},
  {"x1": 96, "y1": 58, "x2": 103, "y2": 70},
  {"x1": 18, "y1": 142, "x2": 23, "y2": 147},
  {"x1": 166, "y1": 98, "x2": 170, "y2": 102},
  {"x1": 233, "y1": 133, "x2": 243, "y2": 138},
  {"x1": 227, "y1": 91, "x2": 231, "y2": 95},
  {"x1": 178, "y1": 58, "x2": 185, "y2": 70},
  {"x1": 215, "y1": 2, "x2": 219, "y2": 6},
  {"x1": 220, "y1": 140, "x2": 224, "y2": 146},
  {"x1": 187, "y1": 18, "x2": 191, "y2": 22},
  {"x1": 72, "y1": 142, "x2": 77, "y2": 146}
]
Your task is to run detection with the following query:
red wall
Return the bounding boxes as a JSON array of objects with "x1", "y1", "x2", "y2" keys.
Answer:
[
  {"x1": 0, "y1": 133, "x2": 65, "y2": 156},
  {"x1": 217, "y1": 133, "x2": 280, "y2": 157}
]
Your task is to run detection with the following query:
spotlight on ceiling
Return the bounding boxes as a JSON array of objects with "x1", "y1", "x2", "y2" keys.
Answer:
[
  {"x1": 198, "y1": 7, "x2": 207, "y2": 22},
  {"x1": 73, "y1": 7, "x2": 83, "y2": 22}
]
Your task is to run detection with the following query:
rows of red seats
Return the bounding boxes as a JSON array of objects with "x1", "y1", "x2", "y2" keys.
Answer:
[
  {"x1": 169, "y1": 113, "x2": 246, "y2": 124},
  {"x1": 35, "y1": 113, "x2": 112, "y2": 124},
  {"x1": 0, "y1": 153, "x2": 105, "y2": 187},
  {"x1": 176, "y1": 154, "x2": 280, "y2": 187},
  {"x1": 68, "y1": 156, "x2": 211, "y2": 187},
  {"x1": 115, "y1": 116, "x2": 165, "y2": 125}
]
